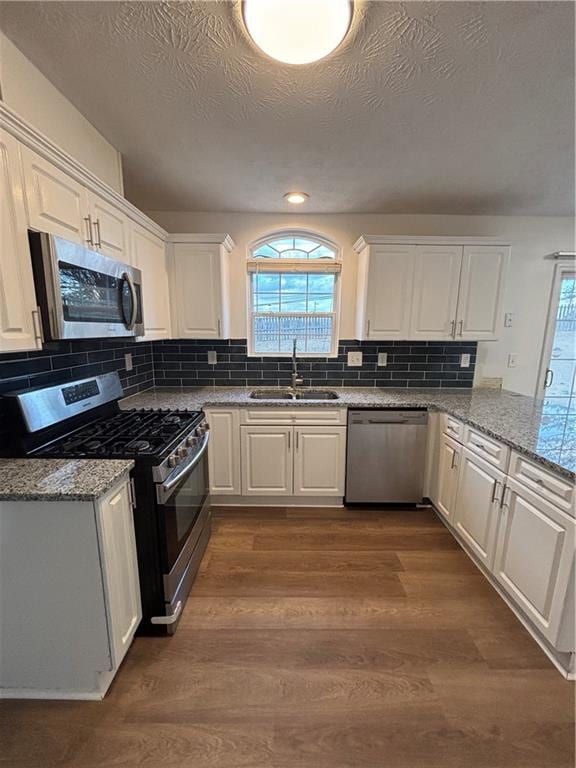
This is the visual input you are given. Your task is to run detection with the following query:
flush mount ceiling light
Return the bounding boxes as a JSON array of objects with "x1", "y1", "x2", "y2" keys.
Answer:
[
  {"x1": 284, "y1": 192, "x2": 309, "y2": 204},
  {"x1": 243, "y1": 0, "x2": 353, "y2": 65}
]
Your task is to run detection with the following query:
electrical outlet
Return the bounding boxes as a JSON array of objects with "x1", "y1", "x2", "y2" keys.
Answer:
[
  {"x1": 460, "y1": 353, "x2": 470, "y2": 368},
  {"x1": 504, "y1": 313, "x2": 514, "y2": 328},
  {"x1": 507, "y1": 353, "x2": 518, "y2": 368},
  {"x1": 377, "y1": 352, "x2": 388, "y2": 367},
  {"x1": 207, "y1": 350, "x2": 217, "y2": 365},
  {"x1": 347, "y1": 351, "x2": 363, "y2": 367},
  {"x1": 124, "y1": 353, "x2": 133, "y2": 372}
]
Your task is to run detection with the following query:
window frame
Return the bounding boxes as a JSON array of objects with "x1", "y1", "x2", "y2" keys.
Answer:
[{"x1": 246, "y1": 229, "x2": 342, "y2": 358}]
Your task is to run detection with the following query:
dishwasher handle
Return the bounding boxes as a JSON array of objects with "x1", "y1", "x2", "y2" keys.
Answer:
[{"x1": 349, "y1": 410, "x2": 428, "y2": 426}]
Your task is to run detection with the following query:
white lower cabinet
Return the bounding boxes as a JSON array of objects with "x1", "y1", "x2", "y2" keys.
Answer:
[
  {"x1": 493, "y1": 479, "x2": 575, "y2": 646},
  {"x1": 241, "y1": 426, "x2": 293, "y2": 495},
  {"x1": 96, "y1": 480, "x2": 142, "y2": 668},
  {"x1": 293, "y1": 427, "x2": 346, "y2": 496},
  {"x1": 206, "y1": 409, "x2": 241, "y2": 495},
  {"x1": 0, "y1": 474, "x2": 141, "y2": 699},
  {"x1": 214, "y1": 412, "x2": 347, "y2": 499},
  {"x1": 453, "y1": 448, "x2": 504, "y2": 569},
  {"x1": 436, "y1": 435, "x2": 461, "y2": 522}
]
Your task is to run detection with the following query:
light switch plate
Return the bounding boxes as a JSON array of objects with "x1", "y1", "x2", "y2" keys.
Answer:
[
  {"x1": 207, "y1": 350, "x2": 217, "y2": 365},
  {"x1": 347, "y1": 351, "x2": 363, "y2": 367},
  {"x1": 460, "y1": 353, "x2": 470, "y2": 368},
  {"x1": 124, "y1": 353, "x2": 133, "y2": 372},
  {"x1": 507, "y1": 353, "x2": 518, "y2": 368},
  {"x1": 377, "y1": 352, "x2": 388, "y2": 367}
]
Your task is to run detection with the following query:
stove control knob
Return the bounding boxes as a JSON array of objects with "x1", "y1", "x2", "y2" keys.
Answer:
[
  {"x1": 187, "y1": 435, "x2": 199, "y2": 447},
  {"x1": 168, "y1": 454, "x2": 178, "y2": 468},
  {"x1": 178, "y1": 446, "x2": 188, "y2": 459},
  {"x1": 196, "y1": 424, "x2": 205, "y2": 437}
]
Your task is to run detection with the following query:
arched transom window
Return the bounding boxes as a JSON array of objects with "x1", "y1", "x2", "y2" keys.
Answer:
[{"x1": 248, "y1": 231, "x2": 341, "y2": 356}]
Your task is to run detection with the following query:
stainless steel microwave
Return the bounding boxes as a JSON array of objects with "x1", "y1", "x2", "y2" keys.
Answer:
[{"x1": 29, "y1": 231, "x2": 144, "y2": 340}]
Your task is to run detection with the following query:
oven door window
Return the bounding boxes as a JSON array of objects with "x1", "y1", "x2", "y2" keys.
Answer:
[
  {"x1": 160, "y1": 451, "x2": 208, "y2": 572},
  {"x1": 59, "y1": 261, "x2": 126, "y2": 324}
]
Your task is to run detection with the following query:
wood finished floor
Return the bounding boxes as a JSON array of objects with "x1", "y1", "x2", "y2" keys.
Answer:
[{"x1": 2, "y1": 506, "x2": 574, "y2": 768}]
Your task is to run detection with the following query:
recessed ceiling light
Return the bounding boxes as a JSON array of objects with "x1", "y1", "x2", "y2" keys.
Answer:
[
  {"x1": 284, "y1": 192, "x2": 309, "y2": 204},
  {"x1": 243, "y1": 0, "x2": 353, "y2": 65}
]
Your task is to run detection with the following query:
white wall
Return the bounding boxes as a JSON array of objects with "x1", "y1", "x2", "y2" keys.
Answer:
[
  {"x1": 0, "y1": 31, "x2": 123, "y2": 193},
  {"x1": 148, "y1": 211, "x2": 574, "y2": 397}
]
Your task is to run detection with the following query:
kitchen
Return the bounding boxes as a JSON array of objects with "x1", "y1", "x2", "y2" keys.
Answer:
[{"x1": 0, "y1": 2, "x2": 574, "y2": 766}]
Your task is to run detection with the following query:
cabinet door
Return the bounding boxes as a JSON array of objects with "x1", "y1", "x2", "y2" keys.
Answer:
[
  {"x1": 0, "y1": 129, "x2": 41, "y2": 352},
  {"x1": 364, "y1": 245, "x2": 415, "y2": 339},
  {"x1": 453, "y1": 448, "x2": 504, "y2": 568},
  {"x1": 88, "y1": 192, "x2": 131, "y2": 262},
  {"x1": 241, "y1": 426, "x2": 293, "y2": 495},
  {"x1": 410, "y1": 245, "x2": 462, "y2": 339},
  {"x1": 455, "y1": 246, "x2": 509, "y2": 340},
  {"x1": 21, "y1": 145, "x2": 89, "y2": 243},
  {"x1": 206, "y1": 409, "x2": 241, "y2": 495},
  {"x1": 171, "y1": 243, "x2": 224, "y2": 338},
  {"x1": 97, "y1": 479, "x2": 142, "y2": 668},
  {"x1": 293, "y1": 426, "x2": 346, "y2": 496},
  {"x1": 131, "y1": 224, "x2": 171, "y2": 340},
  {"x1": 493, "y1": 479, "x2": 575, "y2": 644},
  {"x1": 436, "y1": 435, "x2": 461, "y2": 523}
]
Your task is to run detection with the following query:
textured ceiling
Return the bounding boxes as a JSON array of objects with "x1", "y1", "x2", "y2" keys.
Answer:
[{"x1": 0, "y1": 1, "x2": 574, "y2": 215}]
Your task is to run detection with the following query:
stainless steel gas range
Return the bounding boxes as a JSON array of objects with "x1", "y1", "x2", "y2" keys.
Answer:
[{"x1": 3, "y1": 372, "x2": 210, "y2": 635}]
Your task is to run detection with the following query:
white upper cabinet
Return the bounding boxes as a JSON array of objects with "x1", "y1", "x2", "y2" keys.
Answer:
[
  {"x1": 410, "y1": 245, "x2": 462, "y2": 340},
  {"x1": 130, "y1": 223, "x2": 171, "y2": 341},
  {"x1": 456, "y1": 246, "x2": 509, "y2": 340},
  {"x1": 87, "y1": 191, "x2": 131, "y2": 262},
  {"x1": 354, "y1": 237, "x2": 510, "y2": 341},
  {"x1": 169, "y1": 235, "x2": 234, "y2": 339},
  {"x1": 20, "y1": 145, "x2": 89, "y2": 243},
  {"x1": 355, "y1": 244, "x2": 415, "y2": 339},
  {"x1": 0, "y1": 128, "x2": 41, "y2": 353}
]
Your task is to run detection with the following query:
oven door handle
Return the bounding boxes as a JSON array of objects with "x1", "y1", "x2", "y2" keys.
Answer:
[{"x1": 161, "y1": 430, "x2": 210, "y2": 494}]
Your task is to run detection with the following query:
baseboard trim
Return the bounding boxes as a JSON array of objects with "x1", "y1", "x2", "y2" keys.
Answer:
[
  {"x1": 210, "y1": 494, "x2": 344, "y2": 507},
  {"x1": 430, "y1": 504, "x2": 575, "y2": 680}
]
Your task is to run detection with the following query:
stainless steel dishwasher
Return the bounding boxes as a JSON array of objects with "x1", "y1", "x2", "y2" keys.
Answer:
[{"x1": 345, "y1": 409, "x2": 428, "y2": 504}]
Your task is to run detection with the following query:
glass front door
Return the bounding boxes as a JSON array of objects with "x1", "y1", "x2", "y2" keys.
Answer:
[{"x1": 539, "y1": 267, "x2": 576, "y2": 411}]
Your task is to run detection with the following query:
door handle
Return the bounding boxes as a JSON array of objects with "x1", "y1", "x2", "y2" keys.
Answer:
[
  {"x1": 122, "y1": 272, "x2": 138, "y2": 330},
  {"x1": 31, "y1": 307, "x2": 44, "y2": 345},
  {"x1": 457, "y1": 320, "x2": 463, "y2": 336},
  {"x1": 84, "y1": 215, "x2": 94, "y2": 246},
  {"x1": 491, "y1": 480, "x2": 501, "y2": 504},
  {"x1": 94, "y1": 218, "x2": 102, "y2": 248},
  {"x1": 544, "y1": 368, "x2": 554, "y2": 388},
  {"x1": 449, "y1": 320, "x2": 455, "y2": 338},
  {"x1": 151, "y1": 601, "x2": 182, "y2": 625}
]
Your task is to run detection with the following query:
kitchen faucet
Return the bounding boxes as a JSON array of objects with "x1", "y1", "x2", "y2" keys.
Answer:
[{"x1": 291, "y1": 338, "x2": 304, "y2": 390}]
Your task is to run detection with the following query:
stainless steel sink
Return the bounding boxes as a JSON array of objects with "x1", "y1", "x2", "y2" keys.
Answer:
[
  {"x1": 249, "y1": 390, "x2": 294, "y2": 400},
  {"x1": 249, "y1": 389, "x2": 339, "y2": 401},
  {"x1": 294, "y1": 390, "x2": 339, "y2": 400}
]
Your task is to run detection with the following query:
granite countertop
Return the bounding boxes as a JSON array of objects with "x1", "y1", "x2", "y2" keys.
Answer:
[
  {"x1": 122, "y1": 386, "x2": 575, "y2": 481},
  {"x1": 0, "y1": 458, "x2": 135, "y2": 502}
]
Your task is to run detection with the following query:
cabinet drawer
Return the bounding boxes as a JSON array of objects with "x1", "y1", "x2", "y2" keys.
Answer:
[
  {"x1": 240, "y1": 408, "x2": 346, "y2": 426},
  {"x1": 440, "y1": 413, "x2": 464, "y2": 441},
  {"x1": 509, "y1": 451, "x2": 574, "y2": 516},
  {"x1": 463, "y1": 426, "x2": 510, "y2": 471}
]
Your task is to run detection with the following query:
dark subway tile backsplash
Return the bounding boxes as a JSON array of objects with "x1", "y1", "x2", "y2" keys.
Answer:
[
  {"x1": 151, "y1": 339, "x2": 477, "y2": 389},
  {"x1": 0, "y1": 339, "x2": 154, "y2": 398}
]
